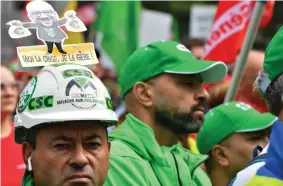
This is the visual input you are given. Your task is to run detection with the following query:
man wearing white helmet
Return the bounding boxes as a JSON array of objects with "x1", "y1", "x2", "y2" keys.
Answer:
[{"x1": 15, "y1": 64, "x2": 117, "y2": 186}]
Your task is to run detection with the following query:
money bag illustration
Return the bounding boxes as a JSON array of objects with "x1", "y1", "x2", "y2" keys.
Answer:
[{"x1": 6, "y1": 0, "x2": 87, "y2": 55}]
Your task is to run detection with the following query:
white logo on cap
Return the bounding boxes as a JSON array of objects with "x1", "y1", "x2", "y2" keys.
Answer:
[{"x1": 177, "y1": 44, "x2": 191, "y2": 53}]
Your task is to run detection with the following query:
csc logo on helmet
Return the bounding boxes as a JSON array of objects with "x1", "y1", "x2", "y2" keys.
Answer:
[{"x1": 28, "y1": 95, "x2": 54, "y2": 111}]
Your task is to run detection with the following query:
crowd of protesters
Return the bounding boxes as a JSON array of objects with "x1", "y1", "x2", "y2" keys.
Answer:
[
  {"x1": 2, "y1": 35, "x2": 283, "y2": 185},
  {"x1": 1, "y1": 1, "x2": 283, "y2": 186}
]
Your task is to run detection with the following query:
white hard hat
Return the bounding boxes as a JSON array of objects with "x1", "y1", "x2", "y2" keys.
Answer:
[{"x1": 14, "y1": 64, "x2": 117, "y2": 144}]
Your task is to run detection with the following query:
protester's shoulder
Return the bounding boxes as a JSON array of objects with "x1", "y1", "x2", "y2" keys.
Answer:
[
  {"x1": 110, "y1": 140, "x2": 143, "y2": 160},
  {"x1": 193, "y1": 166, "x2": 212, "y2": 186},
  {"x1": 229, "y1": 161, "x2": 265, "y2": 186},
  {"x1": 106, "y1": 141, "x2": 152, "y2": 186}
]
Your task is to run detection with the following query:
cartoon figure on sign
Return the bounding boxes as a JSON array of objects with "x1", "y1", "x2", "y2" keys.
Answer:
[{"x1": 6, "y1": 0, "x2": 87, "y2": 55}]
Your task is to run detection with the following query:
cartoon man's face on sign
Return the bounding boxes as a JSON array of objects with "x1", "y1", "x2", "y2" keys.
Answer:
[
  {"x1": 31, "y1": 11, "x2": 55, "y2": 27},
  {"x1": 7, "y1": 0, "x2": 88, "y2": 55},
  {"x1": 27, "y1": 1, "x2": 59, "y2": 28}
]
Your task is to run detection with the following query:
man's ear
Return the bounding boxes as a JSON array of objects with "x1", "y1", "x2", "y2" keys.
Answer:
[
  {"x1": 107, "y1": 141, "x2": 111, "y2": 152},
  {"x1": 132, "y1": 82, "x2": 153, "y2": 107},
  {"x1": 22, "y1": 142, "x2": 33, "y2": 169},
  {"x1": 211, "y1": 144, "x2": 230, "y2": 167}
]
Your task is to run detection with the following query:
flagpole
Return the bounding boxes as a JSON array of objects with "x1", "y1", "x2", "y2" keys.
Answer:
[{"x1": 224, "y1": 1, "x2": 266, "y2": 102}]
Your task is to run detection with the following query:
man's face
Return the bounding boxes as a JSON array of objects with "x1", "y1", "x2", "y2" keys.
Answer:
[
  {"x1": 191, "y1": 46, "x2": 204, "y2": 59},
  {"x1": 31, "y1": 10, "x2": 56, "y2": 27},
  {"x1": 1, "y1": 67, "x2": 19, "y2": 114},
  {"x1": 222, "y1": 129, "x2": 270, "y2": 176},
  {"x1": 151, "y1": 73, "x2": 209, "y2": 134},
  {"x1": 30, "y1": 122, "x2": 110, "y2": 186}
]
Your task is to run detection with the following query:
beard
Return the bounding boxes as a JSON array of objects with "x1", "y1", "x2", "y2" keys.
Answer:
[{"x1": 154, "y1": 103, "x2": 205, "y2": 135}]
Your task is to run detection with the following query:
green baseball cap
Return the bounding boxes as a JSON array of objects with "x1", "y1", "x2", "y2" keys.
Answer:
[
  {"x1": 119, "y1": 40, "x2": 228, "y2": 97},
  {"x1": 197, "y1": 101, "x2": 277, "y2": 155},
  {"x1": 257, "y1": 26, "x2": 283, "y2": 95},
  {"x1": 264, "y1": 26, "x2": 283, "y2": 81}
]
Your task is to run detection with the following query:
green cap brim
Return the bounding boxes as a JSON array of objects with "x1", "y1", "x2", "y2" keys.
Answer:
[
  {"x1": 236, "y1": 113, "x2": 277, "y2": 132},
  {"x1": 164, "y1": 60, "x2": 227, "y2": 83}
]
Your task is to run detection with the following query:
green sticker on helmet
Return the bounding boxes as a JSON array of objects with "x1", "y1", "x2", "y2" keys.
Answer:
[
  {"x1": 52, "y1": 63, "x2": 74, "y2": 67},
  {"x1": 106, "y1": 97, "x2": 113, "y2": 110},
  {"x1": 62, "y1": 69, "x2": 93, "y2": 79},
  {"x1": 28, "y1": 95, "x2": 54, "y2": 111},
  {"x1": 18, "y1": 76, "x2": 37, "y2": 113}
]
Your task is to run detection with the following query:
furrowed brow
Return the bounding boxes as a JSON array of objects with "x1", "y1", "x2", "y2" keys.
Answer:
[
  {"x1": 84, "y1": 134, "x2": 102, "y2": 141},
  {"x1": 51, "y1": 136, "x2": 74, "y2": 142}
]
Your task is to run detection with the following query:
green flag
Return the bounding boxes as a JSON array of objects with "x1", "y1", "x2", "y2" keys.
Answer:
[
  {"x1": 171, "y1": 17, "x2": 180, "y2": 42},
  {"x1": 95, "y1": 1, "x2": 141, "y2": 74}
]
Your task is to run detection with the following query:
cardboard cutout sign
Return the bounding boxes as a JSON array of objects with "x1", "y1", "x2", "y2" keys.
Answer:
[
  {"x1": 17, "y1": 43, "x2": 98, "y2": 71},
  {"x1": 6, "y1": 20, "x2": 32, "y2": 38},
  {"x1": 6, "y1": 0, "x2": 95, "y2": 71}
]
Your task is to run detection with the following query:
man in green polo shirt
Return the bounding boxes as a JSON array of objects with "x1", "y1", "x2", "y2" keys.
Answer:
[
  {"x1": 196, "y1": 101, "x2": 277, "y2": 186},
  {"x1": 104, "y1": 40, "x2": 227, "y2": 185}
]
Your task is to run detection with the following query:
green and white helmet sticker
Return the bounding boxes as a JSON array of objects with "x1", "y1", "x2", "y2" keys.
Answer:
[
  {"x1": 61, "y1": 77, "x2": 105, "y2": 109},
  {"x1": 106, "y1": 97, "x2": 113, "y2": 110},
  {"x1": 62, "y1": 69, "x2": 93, "y2": 79},
  {"x1": 17, "y1": 76, "x2": 37, "y2": 113}
]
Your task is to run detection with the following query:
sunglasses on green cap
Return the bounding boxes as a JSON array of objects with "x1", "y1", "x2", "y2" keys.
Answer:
[
  {"x1": 118, "y1": 40, "x2": 228, "y2": 98},
  {"x1": 255, "y1": 26, "x2": 283, "y2": 96}
]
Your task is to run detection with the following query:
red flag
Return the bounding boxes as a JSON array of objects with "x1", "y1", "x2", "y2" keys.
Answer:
[
  {"x1": 258, "y1": 0, "x2": 274, "y2": 29},
  {"x1": 202, "y1": 1, "x2": 253, "y2": 64},
  {"x1": 202, "y1": 1, "x2": 274, "y2": 64}
]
